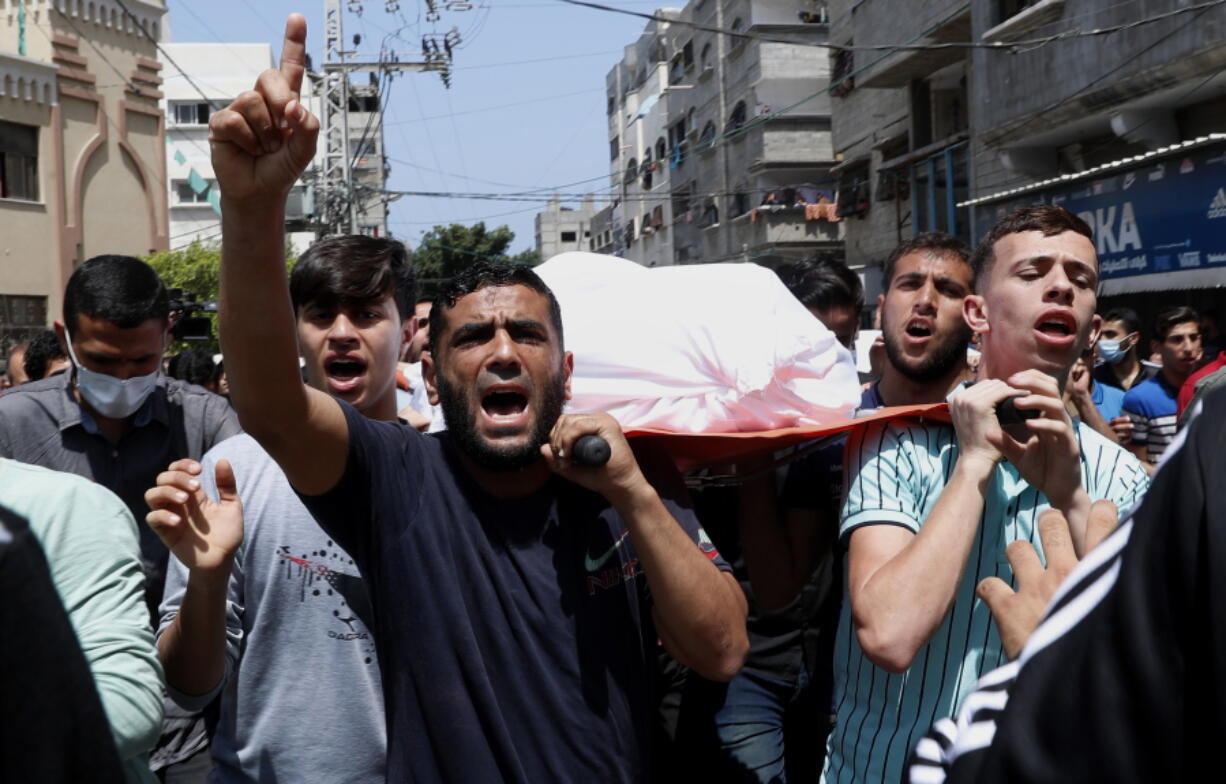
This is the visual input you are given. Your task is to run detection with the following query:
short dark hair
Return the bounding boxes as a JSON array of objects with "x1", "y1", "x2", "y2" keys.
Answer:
[
  {"x1": 882, "y1": 232, "x2": 972, "y2": 290},
  {"x1": 778, "y1": 257, "x2": 864, "y2": 315},
  {"x1": 429, "y1": 261, "x2": 564, "y2": 356},
  {"x1": 22, "y1": 330, "x2": 66, "y2": 381},
  {"x1": 167, "y1": 348, "x2": 216, "y2": 387},
  {"x1": 1153, "y1": 306, "x2": 1200, "y2": 341},
  {"x1": 1101, "y1": 306, "x2": 1142, "y2": 337},
  {"x1": 63, "y1": 255, "x2": 170, "y2": 333},
  {"x1": 970, "y1": 205, "x2": 1094, "y2": 291},
  {"x1": 290, "y1": 236, "x2": 416, "y2": 321}
]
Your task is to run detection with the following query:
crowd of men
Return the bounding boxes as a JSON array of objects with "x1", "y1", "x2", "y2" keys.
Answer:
[{"x1": 2, "y1": 14, "x2": 1224, "y2": 784}]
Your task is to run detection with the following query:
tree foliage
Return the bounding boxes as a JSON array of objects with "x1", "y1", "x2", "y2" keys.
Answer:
[{"x1": 413, "y1": 223, "x2": 539, "y2": 291}]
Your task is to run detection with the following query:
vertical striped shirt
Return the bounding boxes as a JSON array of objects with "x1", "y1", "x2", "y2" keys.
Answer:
[{"x1": 821, "y1": 417, "x2": 1150, "y2": 784}]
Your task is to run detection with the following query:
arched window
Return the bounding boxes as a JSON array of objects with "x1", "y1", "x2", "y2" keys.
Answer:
[
  {"x1": 641, "y1": 149, "x2": 654, "y2": 190},
  {"x1": 731, "y1": 17, "x2": 743, "y2": 32},
  {"x1": 699, "y1": 121, "x2": 716, "y2": 146},
  {"x1": 727, "y1": 101, "x2": 747, "y2": 132},
  {"x1": 700, "y1": 42, "x2": 713, "y2": 71},
  {"x1": 624, "y1": 158, "x2": 638, "y2": 185}
]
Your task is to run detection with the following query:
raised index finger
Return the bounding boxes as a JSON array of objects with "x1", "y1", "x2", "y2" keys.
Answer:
[{"x1": 279, "y1": 13, "x2": 308, "y2": 96}]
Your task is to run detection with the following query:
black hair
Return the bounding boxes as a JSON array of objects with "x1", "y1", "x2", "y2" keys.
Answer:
[
  {"x1": 1153, "y1": 306, "x2": 1200, "y2": 341},
  {"x1": 1101, "y1": 306, "x2": 1142, "y2": 337},
  {"x1": 881, "y1": 232, "x2": 972, "y2": 290},
  {"x1": 166, "y1": 348, "x2": 216, "y2": 387},
  {"x1": 778, "y1": 257, "x2": 864, "y2": 315},
  {"x1": 428, "y1": 261, "x2": 564, "y2": 356},
  {"x1": 22, "y1": 330, "x2": 66, "y2": 381},
  {"x1": 290, "y1": 235, "x2": 416, "y2": 321},
  {"x1": 63, "y1": 255, "x2": 170, "y2": 333},
  {"x1": 970, "y1": 205, "x2": 1094, "y2": 291}
]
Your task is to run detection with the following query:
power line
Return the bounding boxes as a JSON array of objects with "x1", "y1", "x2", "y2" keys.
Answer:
[
  {"x1": 555, "y1": 0, "x2": 1226, "y2": 53},
  {"x1": 389, "y1": 204, "x2": 543, "y2": 226},
  {"x1": 383, "y1": 86, "x2": 604, "y2": 124}
]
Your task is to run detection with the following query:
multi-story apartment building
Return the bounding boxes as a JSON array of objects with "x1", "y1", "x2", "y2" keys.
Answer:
[
  {"x1": 161, "y1": 41, "x2": 318, "y2": 252},
  {"x1": 603, "y1": 0, "x2": 840, "y2": 268},
  {"x1": 0, "y1": 0, "x2": 168, "y2": 361},
  {"x1": 344, "y1": 75, "x2": 389, "y2": 239},
  {"x1": 535, "y1": 195, "x2": 595, "y2": 260},
  {"x1": 829, "y1": 0, "x2": 1226, "y2": 316}
]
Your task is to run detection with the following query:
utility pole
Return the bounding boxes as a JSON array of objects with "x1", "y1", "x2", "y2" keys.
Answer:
[{"x1": 318, "y1": 0, "x2": 448, "y2": 236}]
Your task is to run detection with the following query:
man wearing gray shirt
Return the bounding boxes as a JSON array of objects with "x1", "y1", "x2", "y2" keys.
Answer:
[
  {"x1": 0, "y1": 254, "x2": 240, "y2": 781},
  {"x1": 149, "y1": 236, "x2": 416, "y2": 782}
]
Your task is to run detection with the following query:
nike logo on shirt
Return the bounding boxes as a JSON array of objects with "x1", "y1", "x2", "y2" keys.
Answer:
[{"x1": 584, "y1": 531, "x2": 631, "y2": 572}]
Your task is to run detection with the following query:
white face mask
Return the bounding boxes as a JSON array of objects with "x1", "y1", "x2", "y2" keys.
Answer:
[{"x1": 64, "y1": 331, "x2": 160, "y2": 419}]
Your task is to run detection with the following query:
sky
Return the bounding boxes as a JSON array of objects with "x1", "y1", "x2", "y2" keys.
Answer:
[{"x1": 163, "y1": 0, "x2": 657, "y2": 253}]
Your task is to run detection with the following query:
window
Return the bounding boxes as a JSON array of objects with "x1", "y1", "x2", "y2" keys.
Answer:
[
  {"x1": 699, "y1": 199, "x2": 719, "y2": 228},
  {"x1": 699, "y1": 120, "x2": 716, "y2": 147},
  {"x1": 731, "y1": 188, "x2": 749, "y2": 218},
  {"x1": 607, "y1": 94, "x2": 616, "y2": 116},
  {"x1": 0, "y1": 121, "x2": 38, "y2": 201},
  {"x1": 350, "y1": 138, "x2": 377, "y2": 160},
  {"x1": 641, "y1": 149, "x2": 654, "y2": 190},
  {"x1": 998, "y1": 0, "x2": 1040, "y2": 22},
  {"x1": 358, "y1": 224, "x2": 381, "y2": 238},
  {"x1": 561, "y1": 231, "x2": 577, "y2": 242},
  {"x1": 831, "y1": 44, "x2": 854, "y2": 98},
  {"x1": 671, "y1": 183, "x2": 693, "y2": 222},
  {"x1": 624, "y1": 158, "x2": 638, "y2": 186},
  {"x1": 610, "y1": 135, "x2": 620, "y2": 162},
  {"x1": 0, "y1": 295, "x2": 47, "y2": 364},
  {"x1": 667, "y1": 120, "x2": 687, "y2": 168},
  {"x1": 912, "y1": 142, "x2": 970, "y2": 242},
  {"x1": 836, "y1": 164, "x2": 871, "y2": 218},
  {"x1": 727, "y1": 101, "x2": 747, "y2": 133},
  {"x1": 171, "y1": 101, "x2": 211, "y2": 125},
  {"x1": 799, "y1": 3, "x2": 829, "y2": 23},
  {"x1": 174, "y1": 179, "x2": 215, "y2": 204},
  {"x1": 669, "y1": 53, "x2": 686, "y2": 86},
  {"x1": 700, "y1": 43, "x2": 713, "y2": 72},
  {"x1": 655, "y1": 137, "x2": 667, "y2": 161}
]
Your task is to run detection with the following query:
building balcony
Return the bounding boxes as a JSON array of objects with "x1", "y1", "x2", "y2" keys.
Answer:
[{"x1": 737, "y1": 204, "x2": 841, "y2": 250}]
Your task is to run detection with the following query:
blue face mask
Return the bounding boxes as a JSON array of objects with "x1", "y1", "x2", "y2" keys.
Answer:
[
  {"x1": 1098, "y1": 333, "x2": 1135, "y2": 365},
  {"x1": 65, "y1": 331, "x2": 160, "y2": 419}
]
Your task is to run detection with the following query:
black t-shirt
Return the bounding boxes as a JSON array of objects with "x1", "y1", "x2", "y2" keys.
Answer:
[
  {"x1": 907, "y1": 387, "x2": 1226, "y2": 783},
  {"x1": 300, "y1": 403, "x2": 728, "y2": 783}
]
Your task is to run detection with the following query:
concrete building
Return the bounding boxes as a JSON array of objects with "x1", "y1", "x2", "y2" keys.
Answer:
[
  {"x1": 160, "y1": 41, "x2": 318, "y2": 252},
  {"x1": 826, "y1": 0, "x2": 970, "y2": 300},
  {"x1": 604, "y1": 0, "x2": 840, "y2": 268},
  {"x1": 965, "y1": 0, "x2": 1226, "y2": 321},
  {"x1": 535, "y1": 195, "x2": 595, "y2": 260},
  {"x1": 829, "y1": 0, "x2": 1226, "y2": 317},
  {"x1": 0, "y1": 0, "x2": 168, "y2": 364},
  {"x1": 342, "y1": 74, "x2": 390, "y2": 239}
]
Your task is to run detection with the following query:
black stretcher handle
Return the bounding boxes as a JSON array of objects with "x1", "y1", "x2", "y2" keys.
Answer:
[
  {"x1": 571, "y1": 434, "x2": 612, "y2": 467},
  {"x1": 996, "y1": 396, "x2": 1041, "y2": 426}
]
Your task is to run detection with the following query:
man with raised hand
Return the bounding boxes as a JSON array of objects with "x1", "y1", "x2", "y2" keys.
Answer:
[
  {"x1": 204, "y1": 15, "x2": 746, "y2": 782},
  {"x1": 148, "y1": 236, "x2": 415, "y2": 782},
  {"x1": 821, "y1": 205, "x2": 1149, "y2": 784}
]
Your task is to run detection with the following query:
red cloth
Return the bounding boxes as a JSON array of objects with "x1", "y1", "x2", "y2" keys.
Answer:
[
  {"x1": 625, "y1": 402, "x2": 951, "y2": 470},
  {"x1": 1177, "y1": 353, "x2": 1226, "y2": 415},
  {"x1": 396, "y1": 369, "x2": 412, "y2": 392}
]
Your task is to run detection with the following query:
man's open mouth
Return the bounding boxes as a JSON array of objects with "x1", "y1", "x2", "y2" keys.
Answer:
[
  {"x1": 1034, "y1": 311, "x2": 1076, "y2": 342},
  {"x1": 905, "y1": 320, "x2": 933, "y2": 339},
  {"x1": 325, "y1": 356, "x2": 367, "y2": 391},
  {"x1": 481, "y1": 388, "x2": 529, "y2": 421}
]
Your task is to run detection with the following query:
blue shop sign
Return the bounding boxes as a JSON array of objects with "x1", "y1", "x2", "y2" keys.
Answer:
[{"x1": 975, "y1": 143, "x2": 1226, "y2": 283}]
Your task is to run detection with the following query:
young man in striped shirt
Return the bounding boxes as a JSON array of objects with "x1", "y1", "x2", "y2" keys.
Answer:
[
  {"x1": 1121, "y1": 306, "x2": 1202, "y2": 471},
  {"x1": 821, "y1": 205, "x2": 1150, "y2": 784}
]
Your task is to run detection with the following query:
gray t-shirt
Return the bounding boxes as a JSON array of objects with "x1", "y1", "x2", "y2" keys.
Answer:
[{"x1": 158, "y1": 434, "x2": 385, "y2": 783}]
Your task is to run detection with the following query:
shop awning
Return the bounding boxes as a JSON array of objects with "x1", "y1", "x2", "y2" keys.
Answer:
[{"x1": 1100, "y1": 266, "x2": 1226, "y2": 296}]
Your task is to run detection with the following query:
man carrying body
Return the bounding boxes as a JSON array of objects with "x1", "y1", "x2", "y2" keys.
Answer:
[
  {"x1": 188, "y1": 16, "x2": 747, "y2": 781},
  {"x1": 147, "y1": 236, "x2": 414, "y2": 782},
  {"x1": 1121, "y1": 306, "x2": 1202, "y2": 470},
  {"x1": 0, "y1": 254, "x2": 241, "y2": 778},
  {"x1": 822, "y1": 205, "x2": 1150, "y2": 783}
]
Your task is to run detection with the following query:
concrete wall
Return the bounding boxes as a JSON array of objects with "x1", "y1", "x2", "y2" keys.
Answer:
[{"x1": 0, "y1": 0, "x2": 167, "y2": 350}]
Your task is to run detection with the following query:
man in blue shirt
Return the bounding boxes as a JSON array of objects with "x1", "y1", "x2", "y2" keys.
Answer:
[
  {"x1": 1122, "y1": 306, "x2": 1202, "y2": 470},
  {"x1": 193, "y1": 17, "x2": 748, "y2": 782}
]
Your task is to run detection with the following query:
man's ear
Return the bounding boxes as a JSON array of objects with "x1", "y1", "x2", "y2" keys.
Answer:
[
  {"x1": 874, "y1": 294, "x2": 884, "y2": 330},
  {"x1": 562, "y1": 351, "x2": 574, "y2": 402},
  {"x1": 53, "y1": 320, "x2": 68, "y2": 352},
  {"x1": 400, "y1": 314, "x2": 416, "y2": 360},
  {"x1": 963, "y1": 294, "x2": 990, "y2": 336},
  {"x1": 422, "y1": 350, "x2": 439, "y2": 406},
  {"x1": 1086, "y1": 313, "x2": 1103, "y2": 350}
]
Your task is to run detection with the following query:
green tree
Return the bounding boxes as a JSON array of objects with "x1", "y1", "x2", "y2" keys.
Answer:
[
  {"x1": 146, "y1": 240, "x2": 297, "y2": 351},
  {"x1": 413, "y1": 223, "x2": 539, "y2": 290}
]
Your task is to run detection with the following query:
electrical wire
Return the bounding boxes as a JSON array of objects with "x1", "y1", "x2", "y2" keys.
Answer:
[{"x1": 554, "y1": 0, "x2": 1226, "y2": 54}]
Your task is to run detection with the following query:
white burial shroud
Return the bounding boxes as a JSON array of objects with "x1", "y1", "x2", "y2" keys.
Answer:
[{"x1": 536, "y1": 252, "x2": 862, "y2": 433}]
